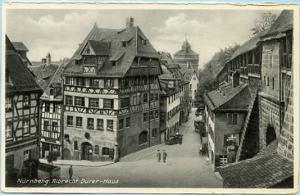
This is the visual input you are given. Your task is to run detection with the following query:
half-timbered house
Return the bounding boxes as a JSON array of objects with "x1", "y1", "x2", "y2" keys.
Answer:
[
  {"x1": 159, "y1": 65, "x2": 182, "y2": 143},
  {"x1": 62, "y1": 17, "x2": 162, "y2": 161},
  {"x1": 5, "y1": 36, "x2": 42, "y2": 179},
  {"x1": 39, "y1": 62, "x2": 65, "y2": 159}
]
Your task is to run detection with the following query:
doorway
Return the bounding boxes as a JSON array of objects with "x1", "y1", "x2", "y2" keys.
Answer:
[
  {"x1": 81, "y1": 142, "x2": 93, "y2": 160},
  {"x1": 266, "y1": 125, "x2": 276, "y2": 145}
]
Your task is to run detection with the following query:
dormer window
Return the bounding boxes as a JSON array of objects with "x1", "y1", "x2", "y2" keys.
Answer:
[
  {"x1": 83, "y1": 65, "x2": 96, "y2": 74},
  {"x1": 122, "y1": 41, "x2": 127, "y2": 47},
  {"x1": 142, "y1": 39, "x2": 147, "y2": 45},
  {"x1": 168, "y1": 81, "x2": 174, "y2": 88}
]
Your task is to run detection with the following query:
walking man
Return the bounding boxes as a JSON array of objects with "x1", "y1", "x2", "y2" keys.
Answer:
[
  {"x1": 69, "y1": 165, "x2": 73, "y2": 180},
  {"x1": 157, "y1": 150, "x2": 161, "y2": 162},
  {"x1": 163, "y1": 150, "x2": 168, "y2": 163}
]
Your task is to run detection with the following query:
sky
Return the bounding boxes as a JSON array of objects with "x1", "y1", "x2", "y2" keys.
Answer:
[{"x1": 6, "y1": 9, "x2": 281, "y2": 69}]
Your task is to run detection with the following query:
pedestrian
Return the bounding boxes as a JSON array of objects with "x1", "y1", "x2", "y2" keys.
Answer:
[
  {"x1": 69, "y1": 165, "x2": 73, "y2": 180},
  {"x1": 157, "y1": 150, "x2": 161, "y2": 162},
  {"x1": 163, "y1": 150, "x2": 168, "y2": 163}
]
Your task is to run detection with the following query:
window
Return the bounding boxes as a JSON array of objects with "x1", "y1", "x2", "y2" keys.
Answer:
[
  {"x1": 152, "y1": 128, "x2": 158, "y2": 137},
  {"x1": 23, "y1": 120, "x2": 29, "y2": 134},
  {"x1": 143, "y1": 93, "x2": 148, "y2": 103},
  {"x1": 126, "y1": 117, "x2": 130, "y2": 127},
  {"x1": 107, "y1": 120, "x2": 113, "y2": 131},
  {"x1": 150, "y1": 93, "x2": 154, "y2": 101},
  {"x1": 97, "y1": 119, "x2": 104, "y2": 130},
  {"x1": 6, "y1": 120, "x2": 13, "y2": 139},
  {"x1": 120, "y1": 97, "x2": 130, "y2": 108},
  {"x1": 95, "y1": 145, "x2": 99, "y2": 154},
  {"x1": 65, "y1": 95, "x2": 73, "y2": 106},
  {"x1": 53, "y1": 103, "x2": 58, "y2": 113},
  {"x1": 87, "y1": 118, "x2": 94, "y2": 130},
  {"x1": 122, "y1": 41, "x2": 127, "y2": 47},
  {"x1": 119, "y1": 119, "x2": 124, "y2": 129},
  {"x1": 52, "y1": 122, "x2": 58, "y2": 132},
  {"x1": 220, "y1": 155, "x2": 228, "y2": 166},
  {"x1": 23, "y1": 95, "x2": 30, "y2": 107},
  {"x1": 24, "y1": 150, "x2": 30, "y2": 160},
  {"x1": 76, "y1": 117, "x2": 82, "y2": 127},
  {"x1": 150, "y1": 111, "x2": 154, "y2": 120},
  {"x1": 155, "y1": 110, "x2": 159, "y2": 118},
  {"x1": 142, "y1": 39, "x2": 147, "y2": 45},
  {"x1": 90, "y1": 78, "x2": 99, "y2": 87},
  {"x1": 89, "y1": 98, "x2": 99, "y2": 108},
  {"x1": 66, "y1": 77, "x2": 74, "y2": 85},
  {"x1": 6, "y1": 97, "x2": 12, "y2": 112},
  {"x1": 67, "y1": 116, "x2": 73, "y2": 126},
  {"x1": 50, "y1": 88, "x2": 54, "y2": 96},
  {"x1": 74, "y1": 141, "x2": 78, "y2": 150},
  {"x1": 102, "y1": 147, "x2": 109, "y2": 155},
  {"x1": 272, "y1": 77, "x2": 275, "y2": 89},
  {"x1": 143, "y1": 113, "x2": 148, "y2": 121},
  {"x1": 227, "y1": 113, "x2": 238, "y2": 125},
  {"x1": 103, "y1": 99, "x2": 114, "y2": 109},
  {"x1": 267, "y1": 77, "x2": 269, "y2": 86},
  {"x1": 75, "y1": 96, "x2": 85, "y2": 106},
  {"x1": 44, "y1": 120, "x2": 50, "y2": 131},
  {"x1": 104, "y1": 79, "x2": 114, "y2": 88},
  {"x1": 138, "y1": 131, "x2": 148, "y2": 145},
  {"x1": 76, "y1": 78, "x2": 84, "y2": 86},
  {"x1": 45, "y1": 102, "x2": 50, "y2": 112}
]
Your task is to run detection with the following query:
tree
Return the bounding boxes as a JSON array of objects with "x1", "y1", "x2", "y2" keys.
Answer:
[
  {"x1": 196, "y1": 44, "x2": 240, "y2": 98},
  {"x1": 251, "y1": 12, "x2": 277, "y2": 36}
]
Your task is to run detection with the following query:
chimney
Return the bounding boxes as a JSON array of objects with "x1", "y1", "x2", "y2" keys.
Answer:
[
  {"x1": 46, "y1": 52, "x2": 51, "y2": 66},
  {"x1": 232, "y1": 71, "x2": 240, "y2": 88},
  {"x1": 126, "y1": 17, "x2": 134, "y2": 28}
]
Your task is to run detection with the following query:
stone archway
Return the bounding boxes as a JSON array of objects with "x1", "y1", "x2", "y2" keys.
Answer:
[{"x1": 266, "y1": 124, "x2": 277, "y2": 145}]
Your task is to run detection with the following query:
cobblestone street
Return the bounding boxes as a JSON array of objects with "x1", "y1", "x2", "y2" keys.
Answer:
[{"x1": 57, "y1": 108, "x2": 222, "y2": 188}]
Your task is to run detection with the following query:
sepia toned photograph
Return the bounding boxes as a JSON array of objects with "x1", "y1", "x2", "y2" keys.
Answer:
[{"x1": 1, "y1": 3, "x2": 298, "y2": 193}]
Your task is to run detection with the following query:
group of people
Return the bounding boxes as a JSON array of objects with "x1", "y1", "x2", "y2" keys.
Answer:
[{"x1": 157, "y1": 149, "x2": 168, "y2": 163}]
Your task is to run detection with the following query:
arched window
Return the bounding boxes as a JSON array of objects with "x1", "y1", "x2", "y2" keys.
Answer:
[
  {"x1": 138, "y1": 131, "x2": 148, "y2": 145},
  {"x1": 266, "y1": 125, "x2": 276, "y2": 145}
]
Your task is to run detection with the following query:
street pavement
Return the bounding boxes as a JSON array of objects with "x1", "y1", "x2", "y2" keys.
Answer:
[{"x1": 56, "y1": 108, "x2": 222, "y2": 188}]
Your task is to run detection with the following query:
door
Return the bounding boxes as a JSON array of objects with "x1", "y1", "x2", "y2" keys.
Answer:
[{"x1": 81, "y1": 142, "x2": 93, "y2": 160}]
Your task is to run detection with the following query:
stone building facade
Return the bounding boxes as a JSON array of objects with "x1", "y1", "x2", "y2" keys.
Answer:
[
  {"x1": 218, "y1": 10, "x2": 294, "y2": 188},
  {"x1": 62, "y1": 17, "x2": 161, "y2": 161}
]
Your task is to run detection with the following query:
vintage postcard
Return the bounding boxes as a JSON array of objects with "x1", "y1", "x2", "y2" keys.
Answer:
[{"x1": 1, "y1": 3, "x2": 299, "y2": 194}]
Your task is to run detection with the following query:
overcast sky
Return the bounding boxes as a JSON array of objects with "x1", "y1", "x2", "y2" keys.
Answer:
[{"x1": 6, "y1": 9, "x2": 281, "y2": 68}]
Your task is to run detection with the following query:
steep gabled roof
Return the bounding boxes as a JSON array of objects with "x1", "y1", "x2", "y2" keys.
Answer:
[
  {"x1": 41, "y1": 61, "x2": 66, "y2": 101},
  {"x1": 12, "y1": 42, "x2": 29, "y2": 52},
  {"x1": 204, "y1": 82, "x2": 251, "y2": 112},
  {"x1": 29, "y1": 64, "x2": 59, "y2": 90},
  {"x1": 262, "y1": 10, "x2": 293, "y2": 38},
  {"x1": 218, "y1": 140, "x2": 293, "y2": 188},
  {"x1": 230, "y1": 31, "x2": 267, "y2": 60},
  {"x1": 64, "y1": 23, "x2": 160, "y2": 78},
  {"x1": 6, "y1": 36, "x2": 41, "y2": 94}
]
